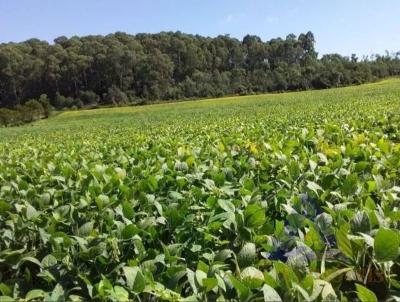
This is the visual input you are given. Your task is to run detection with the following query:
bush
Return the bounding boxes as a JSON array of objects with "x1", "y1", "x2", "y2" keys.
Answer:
[
  {"x1": 0, "y1": 98, "x2": 51, "y2": 127},
  {"x1": 235, "y1": 85, "x2": 248, "y2": 96},
  {"x1": 38, "y1": 94, "x2": 53, "y2": 117},
  {"x1": 74, "y1": 99, "x2": 84, "y2": 108},
  {"x1": 0, "y1": 108, "x2": 15, "y2": 127},
  {"x1": 52, "y1": 93, "x2": 67, "y2": 109},
  {"x1": 103, "y1": 85, "x2": 129, "y2": 105},
  {"x1": 21, "y1": 99, "x2": 44, "y2": 122},
  {"x1": 65, "y1": 97, "x2": 75, "y2": 108},
  {"x1": 79, "y1": 90, "x2": 100, "y2": 105}
]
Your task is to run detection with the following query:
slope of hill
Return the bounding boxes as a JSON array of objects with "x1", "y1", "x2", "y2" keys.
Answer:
[{"x1": 0, "y1": 79, "x2": 399, "y2": 301}]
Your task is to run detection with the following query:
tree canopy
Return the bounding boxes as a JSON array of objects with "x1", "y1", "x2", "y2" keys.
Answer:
[{"x1": 0, "y1": 31, "x2": 399, "y2": 111}]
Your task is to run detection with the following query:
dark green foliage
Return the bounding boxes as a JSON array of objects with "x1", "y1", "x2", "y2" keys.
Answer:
[
  {"x1": 78, "y1": 90, "x2": 99, "y2": 105},
  {"x1": 38, "y1": 94, "x2": 52, "y2": 118},
  {"x1": 0, "y1": 98, "x2": 51, "y2": 127},
  {"x1": 52, "y1": 93, "x2": 67, "y2": 109},
  {"x1": 104, "y1": 85, "x2": 129, "y2": 105},
  {"x1": 0, "y1": 108, "x2": 18, "y2": 127},
  {"x1": 22, "y1": 99, "x2": 44, "y2": 122},
  {"x1": 0, "y1": 31, "x2": 399, "y2": 111}
]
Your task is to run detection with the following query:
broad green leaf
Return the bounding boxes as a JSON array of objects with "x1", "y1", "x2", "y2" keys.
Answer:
[
  {"x1": 25, "y1": 290, "x2": 45, "y2": 301},
  {"x1": 0, "y1": 284, "x2": 11, "y2": 297},
  {"x1": 355, "y1": 284, "x2": 378, "y2": 302},
  {"x1": 377, "y1": 138, "x2": 390, "y2": 154},
  {"x1": 241, "y1": 267, "x2": 264, "y2": 289},
  {"x1": 305, "y1": 226, "x2": 325, "y2": 251},
  {"x1": 336, "y1": 227, "x2": 353, "y2": 259},
  {"x1": 323, "y1": 268, "x2": 353, "y2": 282},
  {"x1": 146, "y1": 176, "x2": 158, "y2": 192},
  {"x1": 274, "y1": 261, "x2": 299, "y2": 289},
  {"x1": 315, "y1": 213, "x2": 333, "y2": 236},
  {"x1": 306, "y1": 181, "x2": 323, "y2": 196},
  {"x1": 342, "y1": 174, "x2": 358, "y2": 195},
  {"x1": 123, "y1": 266, "x2": 145, "y2": 293},
  {"x1": 262, "y1": 284, "x2": 282, "y2": 302},
  {"x1": 202, "y1": 278, "x2": 218, "y2": 292},
  {"x1": 218, "y1": 199, "x2": 235, "y2": 212},
  {"x1": 50, "y1": 284, "x2": 64, "y2": 302},
  {"x1": 121, "y1": 224, "x2": 139, "y2": 239},
  {"x1": 41, "y1": 254, "x2": 57, "y2": 268},
  {"x1": 197, "y1": 260, "x2": 209, "y2": 273},
  {"x1": 237, "y1": 243, "x2": 257, "y2": 268},
  {"x1": 122, "y1": 201, "x2": 134, "y2": 220},
  {"x1": 310, "y1": 279, "x2": 336, "y2": 300},
  {"x1": 186, "y1": 269, "x2": 198, "y2": 295},
  {"x1": 374, "y1": 228, "x2": 399, "y2": 262},
  {"x1": 293, "y1": 283, "x2": 311, "y2": 301},
  {"x1": 350, "y1": 211, "x2": 371, "y2": 233},
  {"x1": 95, "y1": 195, "x2": 109, "y2": 210},
  {"x1": 25, "y1": 203, "x2": 39, "y2": 219},
  {"x1": 20, "y1": 256, "x2": 42, "y2": 268},
  {"x1": 215, "y1": 274, "x2": 226, "y2": 292},
  {"x1": 77, "y1": 222, "x2": 93, "y2": 237},
  {"x1": 229, "y1": 275, "x2": 250, "y2": 302},
  {"x1": 0, "y1": 200, "x2": 11, "y2": 215},
  {"x1": 244, "y1": 203, "x2": 266, "y2": 228},
  {"x1": 113, "y1": 286, "x2": 129, "y2": 301},
  {"x1": 195, "y1": 269, "x2": 207, "y2": 286}
]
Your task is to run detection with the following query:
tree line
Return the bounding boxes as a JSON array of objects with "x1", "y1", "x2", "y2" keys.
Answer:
[{"x1": 0, "y1": 31, "x2": 399, "y2": 126}]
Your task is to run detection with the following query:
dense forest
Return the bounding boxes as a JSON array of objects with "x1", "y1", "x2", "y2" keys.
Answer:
[{"x1": 0, "y1": 31, "x2": 399, "y2": 125}]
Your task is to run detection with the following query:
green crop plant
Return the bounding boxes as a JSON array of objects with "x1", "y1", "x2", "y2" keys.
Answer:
[{"x1": 0, "y1": 79, "x2": 400, "y2": 301}]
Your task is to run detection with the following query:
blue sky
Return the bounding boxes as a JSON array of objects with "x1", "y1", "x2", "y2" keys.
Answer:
[{"x1": 1, "y1": 0, "x2": 399, "y2": 56}]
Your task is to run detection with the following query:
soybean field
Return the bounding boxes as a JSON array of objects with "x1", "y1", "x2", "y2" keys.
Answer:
[{"x1": 1, "y1": 79, "x2": 400, "y2": 301}]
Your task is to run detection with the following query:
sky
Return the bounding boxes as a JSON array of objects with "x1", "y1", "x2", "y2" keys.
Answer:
[{"x1": 0, "y1": 0, "x2": 399, "y2": 57}]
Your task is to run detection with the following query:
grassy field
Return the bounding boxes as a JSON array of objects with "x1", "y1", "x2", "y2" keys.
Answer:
[
  {"x1": 0, "y1": 79, "x2": 400, "y2": 301},
  {"x1": 1, "y1": 78, "x2": 399, "y2": 141}
]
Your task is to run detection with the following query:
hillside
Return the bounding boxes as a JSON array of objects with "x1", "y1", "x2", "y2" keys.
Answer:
[{"x1": 0, "y1": 79, "x2": 400, "y2": 301}]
